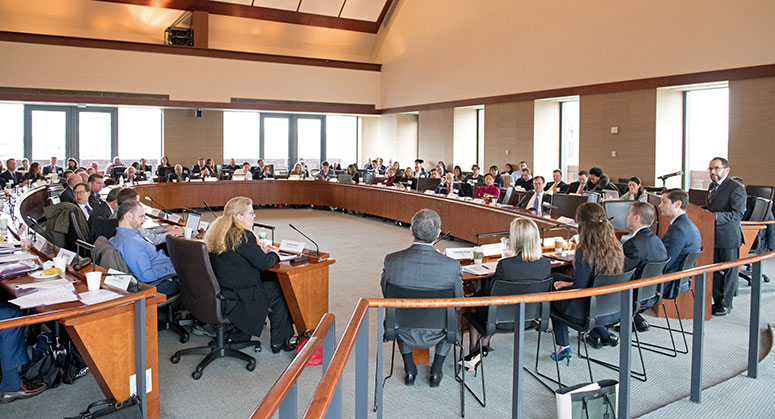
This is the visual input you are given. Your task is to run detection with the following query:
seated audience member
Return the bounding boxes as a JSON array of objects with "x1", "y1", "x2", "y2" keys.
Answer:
[
  {"x1": 414, "y1": 159, "x2": 426, "y2": 178},
  {"x1": 429, "y1": 168, "x2": 440, "y2": 179},
  {"x1": 623, "y1": 202, "x2": 668, "y2": 332},
  {"x1": 205, "y1": 197, "x2": 296, "y2": 351},
  {"x1": 77, "y1": 170, "x2": 89, "y2": 184},
  {"x1": 475, "y1": 173, "x2": 501, "y2": 204},
  {"x1": 376, "y1": 157, "x2": 386, "y2": 174},
  {"x1": 435, "y1": 172, "x2": 456, "y2": 194},
  {"x1": 91, "y1": 186, "x2": 120, "y2": 222},
  {"x1": 90, "y1": 162, "x2": 100, "y2": 174},
  {"x1": 552, "y1": 203, "x2": 624, "y2": 361},
  {"x1": 204, "y1": 158, "x2": 216, "y2": 174},
  {"x1": 88, "y1": 173, "x2": 106, "y2": 209},
  {"x1": 318, "y1": 161, "x2": 335, "y2": 180},
  {"x1": 110, "y1": 200, "x2": 178, "y2": 295},
  {"x1": 514, "y1": 168, "x2": 534, "y2": 191},
  {"x1": 346, "y1": 164, "x2": 360, "y2": 183},
  {"x1": 621, "y1": 176, "x2": 647, "y2": 202},
  {"x1": 66, "y1": 158, "x2": 79, "y2": 172},
  {"x1": 0, "y1": 303, "x2": 47, "y2": 403},
  {"x1": 232, "y1": 162, "x2": 253, "y2": 180},
  {"x1": 24, "y1": 162, "x2": 45, "y2": 182},
  {"x1": 658, "y1": 189, "x2": 702, "y2": 296},
  {"x1": 565, "y1": 170, "x2": 589, "y2": 194},
  {"x1": 167, "y1": 164, "x2": 188, "y2": 182},
  {"x1": 124, "y1": 166, "x2": 141, "y2": 183},
  {"x1": 465, "y1": 164, "x2": 484, "y2": 189},
  {"x1": 384, "y1": 168, "x2": 397, "y2": 186},
  {"x1": 453, "y1": 165, "x2": 464, "y2": 182},
  {"x1": 261, "y1": 166, "x2": 273, "y2": 179},
  {"x1": 381, "y1": 209, "x2": 463, "y2": 386},
  {"x1": 18, "y1": 158, "x2": 30, "y2": 174},
  {"x1": 503, "y1": 163, "x2": 515, "y2": 176},
  {"x1": 0, "y1": 158, "x2": 27, "y2": 188},
  {"x1": 524, "y1": 176, "x2": 548, "y2": 215},
  {"x1": 104, "y1": 157, "x2": 123, "y2": 178},
  {"x1": 464, "y1": 218, "x2": 552, "y2": 370},
  {"x1": 401, "y1": 167, "x2": 416, "y2": 188},
  {"x1": 191, "y1": 157, "x2": 207, "y2": 176},
  {"x1": 138, "y1": 158, "x2": 151, "y2": 173},
  {"x1": 390, "y1": 161, "x2": 402, "y2": 178},
  {"x1": 588, "y1": 167, "x2": 619, "y2": 195},
  {"x1": 42, "y1": 156, "x2": 63, "y2": 176},
  {"x1": 116, "y1": 188, "x2": 183, "y2": 245},
  {"x1": 253, "y1": 159, "x2": 267, "y2": 178},
  {"x1": 545, "y1": 169, "x2": 567, "y2": 194},
  {"x1": 225, "y1": 158, "x2": 238, "y2": 172},
  {"x1": 330, "y1": 161, "x2": 341, "y2": 173},
  {"x1": 363, "y1": 157, "x2": 373, "y2": 170},
  {"x1": 489, "y1": 165, "x2": 503, "y2": 187},
  {"x1": 156, "y1": 156, "x2": 172, "y2": 178},
  {"x1": 511, "y1": 161, "x2": 529, "y2": 183},
  {"x1": 59, "y1": 173, "x2": 80, "y2": 204},
  {"x1": 289, "y1": 163, "x2": 305, "y2": 179},
  {"x1": 437, "y1": 161, "x2": 447, "y2": 176},
  {"x1": 86, "y1": 167, "x2": 96, "y2": 176},
  {"x1": 73, "y1": 183, "x2": 93, "y2": 220}
]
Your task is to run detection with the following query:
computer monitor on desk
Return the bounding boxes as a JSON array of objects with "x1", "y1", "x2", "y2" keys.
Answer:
[
  {"x1": 415, "y1": 177, "x2": 441, "y2": 191},
  {"x1": 110, "y1": 166, "x2": 126, "y2": 180},
  {"x1": 362, "y1": 171, "x2": 375, "y2": 185},
  {"x1": 550, "y1": 193, "x2": 589, "y2": 219},
  {"x1": 185, "y1": 212, "x2": 201, "y2": 231}
]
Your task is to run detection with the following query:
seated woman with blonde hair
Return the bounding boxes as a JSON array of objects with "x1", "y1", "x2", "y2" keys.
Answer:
[
  {"x1": 463, "y1": 217, "x2": 552, "y2": 371},
  {"x1": 204, "y1": 197, "x2": 296, "y2": 352}
]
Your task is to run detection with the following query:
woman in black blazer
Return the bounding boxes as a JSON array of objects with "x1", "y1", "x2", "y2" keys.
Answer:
[
  {"x1": 204, "y1": 196, "x2": 296, "y2": 352},
  {"x1": 464, "y1": 218, "x2": 552, "y2": 370}
]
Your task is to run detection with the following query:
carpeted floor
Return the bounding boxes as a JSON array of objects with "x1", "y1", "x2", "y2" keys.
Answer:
[{"x1": 2, "y1": 208, "x2": 773, "y2": 418}]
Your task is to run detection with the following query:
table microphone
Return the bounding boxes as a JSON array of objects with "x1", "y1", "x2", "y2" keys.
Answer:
[
  {"x1": 144, "y1": 196, "x2": 169, "y2": 220},
  {"x1": 433, "y1": 231, "x2": 451, "y2": 245},
  {"x1": 289, "y1": 223, "x2": 320, "y2": 256},
  {"x1": 202, "y1": 201, "x2": 219, "y2": 220}
]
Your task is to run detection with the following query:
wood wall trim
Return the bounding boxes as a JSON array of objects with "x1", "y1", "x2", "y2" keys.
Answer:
[
  {"x1": 93, "y1": 0, "x2": 382, "y2": 33},
  {"x1": 380, "y1": 64, "x2": 775, "y2": 114},
  {"x1": 0, "y1": 87, "x2": 380, "y2": 115},
  {"x1": 0, "y1": 30, "x2": 381, "y2": 72}
]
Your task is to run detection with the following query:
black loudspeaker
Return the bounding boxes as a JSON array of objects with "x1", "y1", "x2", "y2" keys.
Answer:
[{"x1": 195, "y1": 109, "x2": 203, "y2": 118}]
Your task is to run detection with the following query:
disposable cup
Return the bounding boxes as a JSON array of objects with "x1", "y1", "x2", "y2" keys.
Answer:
[{"x1": 85, "y1": 271, "x2": 102, "y2": 291}]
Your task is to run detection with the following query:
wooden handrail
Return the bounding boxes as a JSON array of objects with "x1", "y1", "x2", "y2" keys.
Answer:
[
  {"x1": 742, "y1": 220, "x2": 775, "y2": 225},
  {"x1": 304, "y1": 299, "x2": 369, "y2": 418},
  {"x1": 0, "y1": 290, "x2": 154, "y2": 331},
  {"x1": 304, "y1": 250, "x2": 775, "y2": 418},
  {"x1": 251, "y1": 313, "x2": 335, "y2": 419}
]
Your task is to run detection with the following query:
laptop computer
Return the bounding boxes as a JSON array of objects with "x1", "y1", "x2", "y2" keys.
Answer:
[
  {"x1": 337, "y1": 174, "x2": 352, "y2": 184},
  {"x1": 185, "y1": 212, "x2": 201, "y2": 231}
]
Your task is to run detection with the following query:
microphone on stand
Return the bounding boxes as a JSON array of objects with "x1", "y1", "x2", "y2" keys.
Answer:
[
  {"x1": 202, "y1": 201, "x2": 219, "y2": 221},
  {"x1": 657, "y1": 170, "x2": 684, "y2": 181},
  {"x1": 433, "y1": 231, "x2": 451, "y2": 245},
  {"x1": 289, "y1": 223, "x2": 320, "y2": 256}
]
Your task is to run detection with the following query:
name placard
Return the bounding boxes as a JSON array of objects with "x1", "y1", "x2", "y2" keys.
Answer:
[
  {"x1": 167, "y1": 213, "x2": 183, "y2": 224},
  {"x1": 445, "y1": 247, "x2": 474, "y2": 260},
  {"x1": 56, "y1": 248, "x2": 77, "y2": 264},
  {"x1": 423, "y1": 189, "x2": 435, "y2": 195},
  {"x1": 104, "y1": 274, "x2": 132, "y2": 291},
  {"x1": 472, "y1": 198, "x2": 486, "y2": 205},
  {"x1": 279, "y1": 240, "x2": 306, "y2": 254},
  {"x1": 481, "y1": 243, "x2": 502, "y2": 257}
]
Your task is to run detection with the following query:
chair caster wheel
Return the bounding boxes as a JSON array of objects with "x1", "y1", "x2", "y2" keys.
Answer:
[
  {"x1": 170, "y1": 355, "x2": 181, "y2": 364},
  {"x1": 192, "y1": 370, "x2": 202, "y2": 380},
  {"x1": 255, "y1": 342, "x2": 262, "y2": 352},
  {"x1": 180, "y1": 334, "x2": 190, "y2": 343},
  {"x1": 246, "y1": 362, "x2": 256, "y2": 372}
]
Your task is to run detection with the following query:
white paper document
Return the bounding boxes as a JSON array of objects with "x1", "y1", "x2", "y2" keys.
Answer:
[
  {"x1": 462, "y1": 261, "x2": 498, "y2": 275},
  {"x1": 14, "y1": 279, "x2": 75, "y2": 290},
  {"x1": 78, "y1": 289, "x2": 122, "y2": 305},
  {"x1": 481, "y1": 243, "x2": 502, "y2": 257},
  {"x1": 0, "y1": 253, "x2": 39, "y2": 264},
  {"x1": 445, "y1": 247, "x2": 474, "y2": 260},
  {"x1": 9, "y1": 286, "x2": 79, "y2": 309}
]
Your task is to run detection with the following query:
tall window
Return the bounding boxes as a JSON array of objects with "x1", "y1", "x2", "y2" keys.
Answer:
[
  {"x1": 326, "y1": 115, "x2": 357, "y2": 168},
  {"x1": 118, "y1": 107, "x2": 162, "y2": 168},
  {"x1": 223, "y1": 111, "x2": 260, "y2": 165},
  {"x1": 685, "y1": 87, "x2": 729, "y2": 189},
  {"x1": 560, "y1": 100, "x2": 580, "y2": 182},
  {"x1": 0, "y1": 104, "x2": 24, "y2": 159},
  {"x1": 477, "y1": 108, "x2": 485, "y2": 168},
  {"x1": 262, "y1": 116, "x2": 290, "y2": 170},
  {"x1": 453, "y1": 107, "x2": 479, "y2": 171},
  {"x1": 30, "y1": 109, "x2": 67, "y2": 164}
]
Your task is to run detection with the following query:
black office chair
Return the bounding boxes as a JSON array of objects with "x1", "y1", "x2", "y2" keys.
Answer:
[
  {"x1": 460, "y1": 277, "x2": 554, "y2": 405},
  {"x1": 740, "y1": 198, "x2": 773, "y2": 285},
  {"x1": 374, "y1": 284, "x2": 463, "y2": 416},
  {"x1": 499, "y1": 187, "x2": 514, "y2": 205},
  {"x1": 637, "y1": 251, "x2": 702, "y2": 357},
  {"x1": 90, "y1": 217, "x2": 118, "y2": 241},
  {"x1": 166, "y1": 236, "x2": 260, "y2": 380},
  {"x1": 67, "y1": 211, "x2": 92, "y2": 258},
  {"x1": 549, "y1": 269, "x2": 636, "y2": 385}
]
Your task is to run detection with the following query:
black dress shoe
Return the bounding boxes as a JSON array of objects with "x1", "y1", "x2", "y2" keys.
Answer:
[
  {"x1": 712, "y1": 306, "x2": 732, "y2": 316},
  {"x1": 429, "y1": 372, "x2": 443, "y2": 387},
  {"x1": 600, "y1": 334, "x2": 619, "y2": 347},
  {"x1": 0, "y1": 381, "x2": 46, "y2": 404},
  {"x1": 584, "y1": 335, "x2": 603, "y2": 349},
  {"x1": 614, "y1": 319, "x2": 649, "y2": 333},
  {"x1": 404, "y1": 373, "x2": 416, "y2": 386},
  {"x1": 271, "y1": 340, "x2": 297, "y2": 353}
]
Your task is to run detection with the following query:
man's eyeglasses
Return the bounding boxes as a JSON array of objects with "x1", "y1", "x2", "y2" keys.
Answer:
[
  {"x1": 707, "y1": 166, "x2": 725, "y2": 172},
  {"x1": 74, "y1": 190, "x2": 89, "y2": 195}
]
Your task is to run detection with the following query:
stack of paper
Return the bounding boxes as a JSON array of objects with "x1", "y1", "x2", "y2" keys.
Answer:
[
  {"x1": 0, "y1": 253, "x2": 38, "y2": 264},
  {"x1": 78, "y1": 289, "x2": 122, "y2": 305},
  {"x1": 9, "y1": 286, "x2": 78, "y2": 309},
  {"x1": 462, "y1": 261, "x2": 498, "y2": 275}
]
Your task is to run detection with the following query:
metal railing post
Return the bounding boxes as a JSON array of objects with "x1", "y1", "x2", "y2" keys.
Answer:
[
  {"x1": 512, "y1": 302, "x2": 525, "y2": 419},
  {"x1": 748, "y1": 260, "x2": 762, "y2": 378},
  {"x1": 325, "y1": 319, "x2": 343, "y2": 419},
  {"x1": 278, "y1": 384, "x2": 297, "y2": 419},
  {"x1": 322, "y1": 319, "x2": 336, "y2": 374},
  {"x1": 618, "y1": 289, "x2": 633, "y2": 419},
  {"x1": 133, "y1": 298, "x2": 147, "y2": 419},
  {"x1": 376, "y1": 307, "x2": 384, "y2": 419},
  {"x1": 354, "y1": 309, "x2": 369, "y2": 419},
  {"x1": 690, "y1": 273, "x2": 706, "y2": 403}
]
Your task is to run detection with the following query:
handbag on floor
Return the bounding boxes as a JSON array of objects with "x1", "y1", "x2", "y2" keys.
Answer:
[
  {"x1": 65, "y1": 395, "x2": 143, "y2": 419},
  {"x1": 556, "y1": 379, "x2": 618, "y2": 419},
  {"x1": 22, "y1": 332, "x2": 89, "y2": 388}
]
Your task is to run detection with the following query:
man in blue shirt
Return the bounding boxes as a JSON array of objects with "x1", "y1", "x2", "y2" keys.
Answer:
[{"x1": 110, "y1": 200, "x2": 178, "y2": 295}]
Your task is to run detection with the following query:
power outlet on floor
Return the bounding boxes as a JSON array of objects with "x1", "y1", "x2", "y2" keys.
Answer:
[{"x1": 129, "y1": 368, "x2": 153, "y2": 396}]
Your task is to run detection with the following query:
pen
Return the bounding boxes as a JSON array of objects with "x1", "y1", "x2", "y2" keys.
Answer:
[{"x1": 481, "y1": 265, "x2": 489, "y2": 270}]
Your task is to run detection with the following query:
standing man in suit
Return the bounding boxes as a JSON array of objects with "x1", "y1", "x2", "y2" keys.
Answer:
[
  {"x1": 0, "y1": 159, "x2": 27, "y2": 188},
  {"x1": 544, "y1": 169, "x2": 567, "y2": 194},
  {"x1": 705, "y1": 157, "x2": 746, "y2": 316},
  {"x1": 42, "y1": 156, "x2": 63, "y2": 176},
  {"x1": 380, "y1": 209, "x2": 463, "y2": 387},
  {"x1": 658, "y1": 189, "x2": 702, "y2": 296},
  {"x1": 623, "y1": 202, "x2": 668, "y2": 331},
  {"x1": 565, "y1": 170, "x2": 589, "y2": 194}
]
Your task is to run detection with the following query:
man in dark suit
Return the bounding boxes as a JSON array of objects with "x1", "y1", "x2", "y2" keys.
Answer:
[
  {"x1": 190, "y1": 157, "x2": 207, "y2": 176},
  {"x1": 658, "y1": 189, "x2": 702, "y2": 296},
  {"x1": 42, "y1": 156, "x2": 63, "y2": 176},
  {"x1": 705, "y1": 157, "x2": 746, "y2": 316},
  {"x1": 564, "y1": 170, "x2": 589, "y2": 194},
  {"x1": 544, "y1": 169, "x2": 567, "y2": 194},
  {"x1": 380, "y1": 209, "x2": 463, "y2": 387},
  {"x1": 513, "y1": 168, "x2": 534, "y2": 191},
  {"x1": 87, "y1": 173, "x2": 109, "y2": 213},
  {"x1": 167, "y1": 165, "x2": 188, "y2": 182},
  {"x1": 623, "y1": 202, "x2": 668, "y2": 331},
  {"x1": 58, "y1": 173, "x2": 79, "y2": 204},
  {"x1": 0, "y1": 158, "x2": 27, "y2": 188},
  {"x1": 588, "y1": 167, "x2": 619, "y2": 195}
]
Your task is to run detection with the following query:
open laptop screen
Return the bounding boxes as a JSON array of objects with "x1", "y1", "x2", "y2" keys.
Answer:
[{"x1": 185, "y1": 212, "x2": 201, "y2": 231}]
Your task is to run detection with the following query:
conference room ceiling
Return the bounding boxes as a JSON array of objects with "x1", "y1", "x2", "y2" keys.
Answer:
[{"x1": 212, "y1": 0, "x2": 389, "y2": 22}]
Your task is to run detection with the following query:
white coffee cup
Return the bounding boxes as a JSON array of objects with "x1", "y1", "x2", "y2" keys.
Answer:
[
  {"x1": 85, "y1": 271, "x2": 102, "y2": 291},
  {"x1": 184, "y1": 227, "x2": 194, "y2": 240},
  {"x1": 54, "y1": 256, "x2": 67, "y2": 274},
  {"x1": 554, "y1": 237, "x2": 564, "y2": 252}
]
